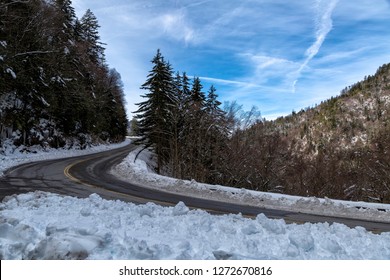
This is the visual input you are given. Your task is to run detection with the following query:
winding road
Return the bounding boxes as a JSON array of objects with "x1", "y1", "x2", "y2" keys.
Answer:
[{"x1": 1, "y1": 142, "x2": 390, "y2": 232}]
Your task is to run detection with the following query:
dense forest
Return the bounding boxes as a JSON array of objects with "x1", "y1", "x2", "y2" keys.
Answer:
[
  {"x1": 135, "y1": 52, "x2": 390, "y2": 204},
  {"x1": 0, "y1": 0, "x2": 127, "y2": 151}
]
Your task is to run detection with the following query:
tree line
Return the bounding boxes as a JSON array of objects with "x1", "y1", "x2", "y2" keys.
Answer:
[
  {"x1": 134, "y1": 50, "x2": 230, "y2": 183},
  {"x1": 220, "y1": 119, "x2": 390, "y2": 203},
  {"x1": 0, "y1": 0, "x2": 127, "y2": 150},
  {"x1": 135, "y1": 52, "x2": 390, "y2": 203}
]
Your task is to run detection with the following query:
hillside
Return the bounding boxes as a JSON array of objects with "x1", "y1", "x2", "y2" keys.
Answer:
[
  {"x1": 222, "y1": 63, "x2": 390, "y2": 203},
  {"x1": 273, "y1": 63, "x2": 390, "y2": 155}
]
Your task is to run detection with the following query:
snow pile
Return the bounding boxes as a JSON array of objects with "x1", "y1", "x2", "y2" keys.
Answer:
[
  {"x1": 1, "y1": 191, "x2": 390, "y2": 260},
  {"x1": 113, "y1": 148, "x2": 390, "y2": 223},
  {"x1": 0, "y1": 139, "x2": 131, "y2": 177}
]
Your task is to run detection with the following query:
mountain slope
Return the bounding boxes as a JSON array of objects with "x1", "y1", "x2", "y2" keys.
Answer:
[
  {"x1": 273, "y1": 63, "x2": 390, "y2": 155},
  {"x1": 224, "y1": 63, "x2": 390, "y2": 203}
]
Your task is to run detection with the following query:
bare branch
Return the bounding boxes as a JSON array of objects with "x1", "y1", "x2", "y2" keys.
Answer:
[{"x1": 13, "y1": 50, "x2": 57, "y2": 57}]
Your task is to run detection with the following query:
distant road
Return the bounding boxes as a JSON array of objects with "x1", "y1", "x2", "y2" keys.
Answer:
[{"x1": 1, "y1": 143, "x2": 390, "y2": 232}]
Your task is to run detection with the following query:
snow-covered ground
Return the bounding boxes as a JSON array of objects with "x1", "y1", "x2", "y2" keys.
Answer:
[
  {"x1": 1, "y1": 143, "x2": 390, "y2": 260},
  {"x1": 1, "y1": 191, "x2": 390, "y2": 260}
]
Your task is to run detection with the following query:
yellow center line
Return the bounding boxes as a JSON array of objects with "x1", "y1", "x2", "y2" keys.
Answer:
[
  {"x1": 63, "y1": 159, "x2": 173, "y2": 206},
  {"x1": 63, "y1": 158, "x2": 289, "y2": 219},
  {"x1": 63, "y1": 159, "x2": 94, "y2": 187}
]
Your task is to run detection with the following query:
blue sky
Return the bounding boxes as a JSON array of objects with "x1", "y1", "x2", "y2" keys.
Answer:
[{"x1": 73, "y1": 0, "x2": 390, "y2": 120}]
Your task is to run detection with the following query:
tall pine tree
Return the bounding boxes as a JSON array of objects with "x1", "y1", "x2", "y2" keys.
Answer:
[
  {"x1": 133, "y1": 50, "x2": 177, "y2": 174},
  {"x1": 79, "y1": 9, "x2": 105, "y2": 66}
]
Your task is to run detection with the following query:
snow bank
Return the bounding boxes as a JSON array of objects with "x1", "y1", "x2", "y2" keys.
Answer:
[
  {"x1": 112, "y1": 147, "x2": 390, "y2": 223},
  {"x1": 1, "y1": 191, "x2": 390, "y2": 260}
]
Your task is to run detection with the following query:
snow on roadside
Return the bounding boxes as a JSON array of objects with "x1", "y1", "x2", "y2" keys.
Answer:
[
  {"x1": 1, "y1": 142, "x2": 390, "y2": 260},
  {"x1": 1, "y1": 191, "x2": 390, "y2": 260},
  {"x1": 112, "y1": 147, "x2": 390, "y2": 223},
  {"x1": 0, "y1": 139, "x2": 131, "y2": 177}
]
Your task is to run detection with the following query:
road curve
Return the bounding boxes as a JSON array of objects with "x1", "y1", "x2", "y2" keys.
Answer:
[{"x1": 1, "y1": 143, "x2": 390, "y2": 232}]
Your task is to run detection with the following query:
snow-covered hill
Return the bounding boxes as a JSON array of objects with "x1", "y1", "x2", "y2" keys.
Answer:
[{"x1": 1, "y1": 142, "x2": 390, "y2": 259}]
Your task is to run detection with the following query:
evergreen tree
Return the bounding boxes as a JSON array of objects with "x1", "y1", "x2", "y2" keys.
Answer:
[
  {"x1": 190, "y1": 77, "x2": 206, "y2": 110},
  {"x1": 79, "y1": 9, "x2": 105, "y2": 66},
  {"x1": 181, "y1": 72, "x2": 191, "y2": 99},
  {"x1": 47, "y1": 0, "x2": 84, "y2": 138},
  {"x1": 204, "y1": 85, "x2": 229, "y2": 183},
  {"x1": 181, "y1": 77, "x2": 208, "y2": 181},
  {"x1": 51, "y1": 0, "x2": 77, "y2": 41},
  {"x1": 206, "y1": 85, "x2": 222, "y2": 117},
  {"x1": 170, "y1": 71, "x2": 183, "y2": 177},
  {"x1": 134, "y1": 50, "x2": 177, "y2": 174},
  {"x1": 99, "y1": 68, "x2": 128, "y2": 141},
  {"x1": 0, "y1": 0, "x2": 51, "y2": 145}
]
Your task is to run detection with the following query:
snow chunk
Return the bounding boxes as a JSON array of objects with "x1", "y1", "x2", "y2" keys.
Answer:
[
  {"x1": 289, "y1": 230, "x2": 315, "y2": 252},
  {"x1": 172, "y1": 202, "x2": 189, "y2": 216},
  {"x1": 27, "y1": 228, "x2": 103, "y2": 260}
]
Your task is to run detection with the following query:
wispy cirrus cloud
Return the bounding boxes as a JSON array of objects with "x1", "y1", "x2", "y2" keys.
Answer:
[
  {"x1": 222, "y1": 0, "x2": 340, "y2": 94},
  {"x1": 238, "y1": 53, "x2": 300, "y2": 92},
  {"x1": 160, "y1": 12, "x2": 195, "y2": 45},
  {"x1": 248, "y1": 55, "x2": 293, "y2": 70},
  {"x1": 199, "y1": 76, "x2": 251, "y2": 87},
  {"x1": 199, "y1": 76, "x2": 291, "y2": 94},
  {"x1": 292, "y1": 0, "x2": 339, "y2": 92}
]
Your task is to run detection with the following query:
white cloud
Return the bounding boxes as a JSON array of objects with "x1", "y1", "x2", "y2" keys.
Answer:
[
  {"x1": 334, "y1": 0, "x2": 390, "y2": 21},
  {"x1": 160, "y1": 12, "x2": 196, "y2": 45},
  {"x1": 249, "y1": 55, "x2": 292, "y2": 70},
  {"x1": 308, "y1": 0, "x2": 339, "y2": 58},
  {"x1": 237, "y1": 52, "x2": 302, "y2": 93},
  {"x1": 305, "y1": 1, "x2": 338, "y2": 58},
  {"x1": 292, "y1": 0, "x2": 339, "y2": 92},
  {"x1": 199, "y1": 76, "x2": 252, "y2": 87},
  {"x1": 314, "y1": 48, "x2": 368, "y2": 65}
]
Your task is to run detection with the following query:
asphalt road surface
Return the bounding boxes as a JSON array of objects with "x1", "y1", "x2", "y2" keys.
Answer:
[{"x1": 1, "y1": 143, "x2": 390, "y2": 232}]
